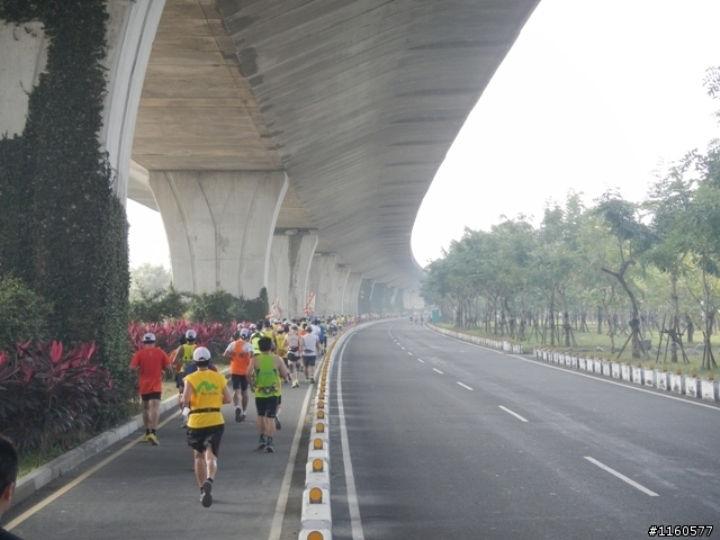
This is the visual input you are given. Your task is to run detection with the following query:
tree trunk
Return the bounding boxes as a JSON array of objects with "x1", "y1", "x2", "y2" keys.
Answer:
[
  {"x1": 549, "y1": 291, "x2": 555, "y2": 347},
  {"x1": 701, "y1": 268, "x2": 718, "y2": 370},
  {"x1": 602, "y1": 263, "x2": 643, "y2": 357},
  {"x1": 670, "y1": 273, "x2": 679, "y2": 363}
]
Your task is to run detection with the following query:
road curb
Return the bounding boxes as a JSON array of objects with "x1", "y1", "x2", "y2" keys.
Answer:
[{"x1": 14, "y1": 393, "x2": 180, "y2": 506}]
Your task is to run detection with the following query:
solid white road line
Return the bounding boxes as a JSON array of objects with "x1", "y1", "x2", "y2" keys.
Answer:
[
  {"x1": 435, "y1": 330, "x2": 720, "y2": 412},
  {"x1": 338, "y1": 336, "x2": 365, "y2": 540},
  {"x1": 433, "y1": 368, "x2": 444, "y2": 374},
  {"x1": 498, "y1": 405, "x2": 528, "y2": 423},
  {"x1": 584, "y1": 456, "x2": 659, "y2": 497},
  {"x1": 268, "y1": 366, "x2": 316, "y2": 540},
  {"x1": 457, "y1": 382, "x2": 474, "y2": 391}
]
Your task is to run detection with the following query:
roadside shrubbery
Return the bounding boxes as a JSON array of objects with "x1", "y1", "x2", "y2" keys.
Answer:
[
  {"x1": 0, "y1": 275, "x2": 53, "y2": 351},
  {"x1": 129, "y1": 285, "x2": 270, "y2": 326},
  {"x1": 0, "y1": 341, "x2": 122, "y2": 455},
  {"x1": 128, "y1": 320, "x2": 238, "y2": 358}
]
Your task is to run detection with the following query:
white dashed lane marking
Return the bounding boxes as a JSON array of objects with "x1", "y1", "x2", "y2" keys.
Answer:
[
  {"x1": 408, "y1": 352, "x2": 413, "y2": 356},
  {"x1": 457, "y1": 382, "x2": 473, "y2": 391},
  {"x1": 418, "y1": 359, "x2": 425, "y2": 363},
  {"x1": 433, "y1": 368, "x2": 443, "y2": 375},
  {"x1": 584, "y1": 456, "x2": 659, "y2": 497},
  {"x1": 499, "y1": 406, "x2": 528, "y2": 423}
]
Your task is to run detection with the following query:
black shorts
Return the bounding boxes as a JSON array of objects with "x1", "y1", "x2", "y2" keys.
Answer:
[
  {"x1": 231, "y1": 374, "x2": 248, "y2": 391},
  {"x1": 187, "y1": 425, "x2": 224, "y2": 456},
  {"x1": 141, "y1": 392, "x2": 162, "y2": 402},
  {"x1": 288, "y1": 350, "x2": 300, "y2": 362},
  {"x1": 302, "y1": 354, "x2": 317, "y2": 367},
  {"x1": 255, "y1": 396, "x2": 280, "y2": 418}
]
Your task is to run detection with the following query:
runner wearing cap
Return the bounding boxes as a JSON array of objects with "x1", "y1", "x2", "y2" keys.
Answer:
[
  {"x1": 223, "y1": 328, "x2": 253, "y2": 422},
  {"x1": 246, "y1": 337, "x2": 289, "y2": 452},
  {"x1": 129, "y1": 333, "x2": 172, "y2": 445},
  {"x1": 181, "y1": 347, "x2": 232, "y2": 507}
]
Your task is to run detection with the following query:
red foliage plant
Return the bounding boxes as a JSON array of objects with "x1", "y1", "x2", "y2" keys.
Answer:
[
  {"x1": 128, "y1": 320, "x2": 240, "y2": 358},
  {"x1": 0, "y1": 341, "x2": 121, "y2": 453}
]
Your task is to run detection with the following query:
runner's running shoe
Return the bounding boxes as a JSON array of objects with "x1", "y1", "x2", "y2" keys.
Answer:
[
  {"x1": 201, "y1": 480, "x2": 213, "y2": 508},
  {"x1": 256, "y1": 435, "x2": 267, "y2": 450}
]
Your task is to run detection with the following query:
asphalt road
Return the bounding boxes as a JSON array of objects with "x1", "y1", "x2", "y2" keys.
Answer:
[
  {"x1": 328, "y1": 321, "x2": 720, "y2": 540},
  {"x1": 4, "y1": 321, "x2": 719, "y2": 540},
  {"x1": 3, "y1": 366, "x2": 319, "y2": 540}
]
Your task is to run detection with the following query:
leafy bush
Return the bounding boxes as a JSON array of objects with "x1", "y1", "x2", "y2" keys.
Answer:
[
  {"x1": 244, "y1": 287, "x2": 270, "y2": 323},
  {"x1": 0, "y1": 275, "x2": 53, "y2": 351},
  {"x1": 186, "y1": 290, "x2": 245, "y2": 324},
  {"x1": 0, "y1": 341, "x2": 122, "y2": 455}
]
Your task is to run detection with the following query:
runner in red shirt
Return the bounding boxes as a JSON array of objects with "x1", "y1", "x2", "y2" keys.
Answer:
[{"x1": 130, "y1": 333, "x2": 171, "y2": 445}]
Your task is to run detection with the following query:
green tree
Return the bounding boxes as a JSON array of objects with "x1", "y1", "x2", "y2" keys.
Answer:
[
  {"x1": 130, "y1": 264, "x2": 172, "y2": 302},
  {"x1": 644, "y1": 160, "x2": 695, "y2": 361},
  {"x1": 129, "y1": 285, "x2": 187, "y2": 322},
  {"x1": 186, "y1": 290, "x2": 243, "y2": 324},
  {"x1": 594, "y1": 192, "x2": 656, "y2": 357}
]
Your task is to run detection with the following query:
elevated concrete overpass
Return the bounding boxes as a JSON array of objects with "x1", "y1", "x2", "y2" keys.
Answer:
[{"x1": 1, "y1": 0, "x2": 540, "y2": 317}]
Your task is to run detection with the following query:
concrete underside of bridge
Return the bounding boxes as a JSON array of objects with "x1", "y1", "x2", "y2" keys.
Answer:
[{"x1": 1, "y1": 0, "x2": 539, "y2": 315}]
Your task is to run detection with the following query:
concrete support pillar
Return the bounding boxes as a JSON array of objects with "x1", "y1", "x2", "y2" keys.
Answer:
[
  {"x1": 102, "y1": 0, "x2": 167, "y2": 201},
  {"x1": 404, "y1": 289, "x2": 424, "y2": 311},
  {"x1": 308, "y1": 254, "x2": 337, "y2": 317},
  {"x1": 0, "y1": 0, "x2": 165, "y2": 202},
  {"x1": 331, "y1": 265, "x2": 351, "y2": 315},
  {"x1": 149, "y1": 170, "x2": 288, "y2": 297},
  {"x1": 385, "y1": 287, "x2": 397, "y2": 313},
  {"x1": 370, "y1": 282, "x2": 387, "y2": 313},
  {"x1": 343, "y1": 273, "x2": 363, "y2": 316},
  {"x1": 359, "y1": 279, "x2": 373, "y2": 314},
  {"x1": 0, "y1": 21, "x2": 47, "y2": 138},
  {"x1": 268, "y1": 229, "x2": 318, "y2": 319},
  {"x1": 394, "y1": 288, "x2": 405, "y2": 312}
]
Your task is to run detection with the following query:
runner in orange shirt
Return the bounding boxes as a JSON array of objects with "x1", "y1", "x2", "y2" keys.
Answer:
[
  {"x1": 130, "y1": 333, "x2": 172, "y2": 445},
  {"x1": 223, "y1": 328, "x2": 253, "y2": 423}
]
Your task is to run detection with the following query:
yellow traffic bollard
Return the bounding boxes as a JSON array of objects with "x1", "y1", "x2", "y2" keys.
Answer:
[{"x1": 309, "y1": 487, "x2": 323, "y2": 504}]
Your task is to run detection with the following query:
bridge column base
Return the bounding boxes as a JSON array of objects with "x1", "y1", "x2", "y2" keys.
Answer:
[
  {"x1": 149, "y1": 170, "x2": 288, "y2": 297},
  {"x1": 269, "y1": 230, "x2": 318, "y2": 319}
]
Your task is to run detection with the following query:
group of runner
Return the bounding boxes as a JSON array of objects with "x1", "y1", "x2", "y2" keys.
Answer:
[{"x1": 128, "y1": 316, "x2": 336, "y2": 508}]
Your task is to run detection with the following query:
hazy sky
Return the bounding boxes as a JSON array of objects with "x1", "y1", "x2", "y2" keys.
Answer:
[
  {"x1": 127, "y1": 0, "x2": 720, "y2": 270},
  {"x1": 411, "y1": 0, "x2": 720, "y2": 265}
]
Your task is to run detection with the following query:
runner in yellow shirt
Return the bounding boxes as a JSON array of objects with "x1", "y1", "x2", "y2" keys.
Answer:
[{"x1": 181, "y1": 347, "x2": 232, "y2": 508}]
